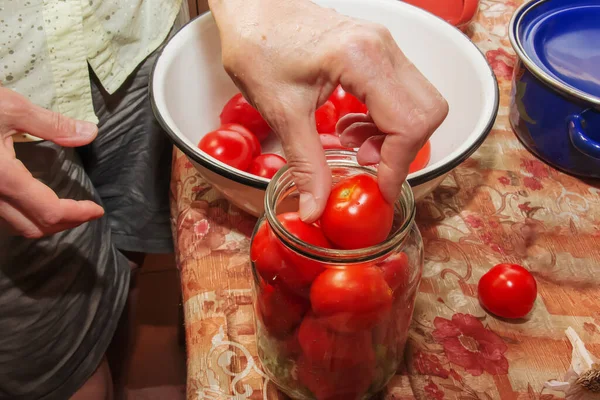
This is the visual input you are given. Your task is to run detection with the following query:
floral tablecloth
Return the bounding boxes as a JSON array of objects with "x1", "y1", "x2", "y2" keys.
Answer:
[{"x1": 170, "y1": 1, "x2": 600, "y2": 398}]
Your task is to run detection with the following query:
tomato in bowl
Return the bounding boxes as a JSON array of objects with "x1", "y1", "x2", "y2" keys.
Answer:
[{"x1": 150, "y1": 0, "x2": 499, "y2": 216}]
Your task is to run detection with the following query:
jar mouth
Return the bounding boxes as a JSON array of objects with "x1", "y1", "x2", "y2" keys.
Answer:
[{"x1": 263, "y1": 150, "x2": 416, "y2": 264}]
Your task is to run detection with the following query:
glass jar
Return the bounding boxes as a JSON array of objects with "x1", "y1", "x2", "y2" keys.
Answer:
[{"x1": 250, "y1": 151, "x2": 423, "y2": 400}]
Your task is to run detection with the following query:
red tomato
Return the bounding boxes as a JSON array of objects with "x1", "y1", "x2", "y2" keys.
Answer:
[
  {"x1": 256, "y1": 283, "x2": 309, "y2": 338},
  {"x1": 276, "y1": 329, "x2": 302, "y2": 358},
  {"x1": 478, "y1": 263, "x2": 537, "y2": 319},
  {"x1": 319, "y1": 133, "x2": 353, "y2": 151},
  {"x1": 408, "y1": 140, "x2": 431, "y2": 174},
  {"x1": 277, "y1": 212, "x2": 332, "y2": 289},
  {"x1": 377, "y1": 252, "x2": 410, "y2": 291},
  {"x1": 250, "y1": 219, "x2": 284, "y2": 283},
  {"x1": 248, "y1": 153, "x2": 287, "y2": 179},
  {"x1": 250, "y1": 213, "x2": 332, "y2": 290},
  {"x1": 315, "y1": 100, "x2": 339, "y2": 134},
  {"x1": 219, "y1": 123, "x2": 261, "y2": 157},
  {"x1": 320, "y1": 174, "x2": 394, "y2": 250},
  {"x1": 298, "y1": 313, "x2": 374, "y2": 370},
  {"x1": 198, "y1": 129, "x2": 253, "y2": 171},
  {"x1": 310, "y1": 265, "x2": 393, "y2": 333},
  {"x1": 297, "y1": 355, "x2": 374, "y2": 400},
  {"x1": 327, "y1": 85, "x2": 368, "y2": 118},
  {"x1": 220, "y1": 93, "x2": 271, "y2": 141}
]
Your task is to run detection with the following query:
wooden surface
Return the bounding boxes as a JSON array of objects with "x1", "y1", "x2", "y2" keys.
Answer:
[
  {"x1": 170, "y1": 1, "x2": 600, "y2": 398},
  {"x1": 188, "y1": 0, "x2": 209, "y2": 17}
]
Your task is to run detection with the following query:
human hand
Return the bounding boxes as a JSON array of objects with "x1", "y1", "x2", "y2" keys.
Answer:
[
  {"x1": 210, "y1": 0, "x2": 448, "y2": 222},
  {"x1": 0, "y1": 87, "x2": 104, "y2": 238}
]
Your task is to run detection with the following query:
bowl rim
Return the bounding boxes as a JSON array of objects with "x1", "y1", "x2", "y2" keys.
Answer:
[{"x1": 150, "y1": 5, "x2": 499, "y2": 190}]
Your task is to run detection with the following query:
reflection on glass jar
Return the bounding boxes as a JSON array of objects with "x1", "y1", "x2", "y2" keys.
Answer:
[{"x1": 250, "y1": 151, "x2": 424, "y2": 400}]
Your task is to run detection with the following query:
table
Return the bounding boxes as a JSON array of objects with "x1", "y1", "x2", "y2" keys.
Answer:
[{"x1": 170, "y1": 1, "x2": 600, "y2": 398}]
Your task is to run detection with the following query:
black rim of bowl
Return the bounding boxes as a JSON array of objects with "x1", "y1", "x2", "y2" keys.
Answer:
[{"x1": 149, "y1": 12, "x2": 500, "y2": 190}]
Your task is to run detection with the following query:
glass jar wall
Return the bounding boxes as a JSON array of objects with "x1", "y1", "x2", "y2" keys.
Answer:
[{"x1": 250, "y1": 151, "x2": 423, "y2": 400}]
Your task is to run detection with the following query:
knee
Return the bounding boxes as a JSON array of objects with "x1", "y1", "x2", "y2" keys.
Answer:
[{"x1": 70, "y1": 358, "x2": 113, "y2": 400}]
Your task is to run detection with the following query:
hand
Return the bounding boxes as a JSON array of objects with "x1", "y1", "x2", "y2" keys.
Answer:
[
  {"x1": 210, "y1": 0, "x2": 449, "y2": 222},
  {"x1": 0, "y1": 87, "x2": 104, "y2": 238}
]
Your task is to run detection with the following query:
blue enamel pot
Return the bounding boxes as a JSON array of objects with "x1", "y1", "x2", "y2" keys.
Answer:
[{"x1": 509, "y1": 0, "x2": 600, "y2": 178}]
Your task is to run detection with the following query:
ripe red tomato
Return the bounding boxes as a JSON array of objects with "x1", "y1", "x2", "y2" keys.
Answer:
[
  {"x1": 198, "y1": 129, "x2": 253, "y2": 171},
  {"x1": 298, "y1": 313, "x2": 374, "y2": 370},
  {"x1": 478, "y1": 263, "x2": 537, "y2": 319},
  {"x1": 315, "y1": 100, "x2": 339, "y2": 134},
  {"x1": 220, "y1": 93, "x2": 271, "y2": 141},
  {"x1": 248, "y1": 153, "x2": 287, "y2": 179},
  {"x1": 297, "y1": 355, "x2": 374, "y2": 400},
  {"x1": 327, "y1": 85, "x2": 368, "y2": 118},
  {"x1": 320, "y1": 174, "x2": 394, "y2": 250},
  {"x1": 219, "y1": 123, "x2": 261, "y2": 157},
  {"x1": 319, "y1": 133, "x2": 353, "y2": 151},
  {"x1": 276, "y1": 329, "x2": 302, "y2": 358},
  {"x1": 276, "y1": 212, "x2": 332, "y2": 289},
  {"x1": 250, "y1": 220, "x2": 284, "y2": 283},
  {"x1": 250, "y1": 213, "x2": 332, "y2": 290},
  {"x1": 408, "y1": 140, "x2": 431, "y2": 174},
  {"x1": 310, "y1": 265, "x2": 393, "y2": 332},
  {"x1": 257, "y1": 283, "x2": 309, "y2": 338},
  {"x1": 377, "y1": 252, "x2": 410, "y2": 291}
]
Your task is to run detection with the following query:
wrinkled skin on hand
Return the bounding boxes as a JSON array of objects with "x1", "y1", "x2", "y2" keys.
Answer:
[
  {"x1": 0, "y1": 87, "x2": 103, "y2": 238},
  {"x1": 210, "y1": 0, "x2": 449, "y2": 222}
]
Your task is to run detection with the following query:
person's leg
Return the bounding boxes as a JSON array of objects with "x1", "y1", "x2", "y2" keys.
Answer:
[
  {"x1": 77, "y1": 25, "x2": 180, "y2": 397},
  {"x1": 104, "y1": 251, "x2": 144, "y2": 398},
  {"x1": 0, "y1": 142, "x2": 130, "y2": 400},
  {"x1": 70, "y1": 359, "x2": 113, "y2": 400}
]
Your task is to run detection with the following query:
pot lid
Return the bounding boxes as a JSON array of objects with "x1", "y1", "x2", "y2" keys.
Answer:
[{"x1": 511, "y1": 0, "x2": 600, "y2": 103}]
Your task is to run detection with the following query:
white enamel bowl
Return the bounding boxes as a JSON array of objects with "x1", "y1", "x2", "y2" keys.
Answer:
[{"x1": 151, "y1": 0, "x2": 498, "y2": 217}]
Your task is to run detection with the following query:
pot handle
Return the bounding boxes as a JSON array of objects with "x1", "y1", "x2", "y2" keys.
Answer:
[
  {"x1": 568, "y1": 109, "x2": 600, "y2": 160},
  {"x1": 456, "y1": 0, "x2": 479, "y2": 27}
]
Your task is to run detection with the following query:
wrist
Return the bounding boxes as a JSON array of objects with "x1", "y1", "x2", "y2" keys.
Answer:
[
  {"x1": 209, "y1": 0, "x2": 317, "y2": 42},
  {"x1": 208, "y1": 0, "x2": 271, "y2": 33}
]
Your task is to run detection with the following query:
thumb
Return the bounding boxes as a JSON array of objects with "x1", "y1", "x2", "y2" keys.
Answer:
[
  {"x1": 2, "y1": 88, "x2": 98, "y2": 147},
  {"x1": 276, "y1": 113, "x2": 331, "y2": 223}
]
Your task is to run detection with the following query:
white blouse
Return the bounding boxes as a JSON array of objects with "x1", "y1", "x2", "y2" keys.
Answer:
[{"x1": 0, "y1": 0, "x2": 184, "y2": 141}]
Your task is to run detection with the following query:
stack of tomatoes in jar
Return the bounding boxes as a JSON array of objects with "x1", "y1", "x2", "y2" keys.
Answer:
[
  {"x1": 251, "y1": 172, "x2": 423, "y2": 400},
  {"x1": 198, "y1": 87, "x2": 431, "y2": 179}
]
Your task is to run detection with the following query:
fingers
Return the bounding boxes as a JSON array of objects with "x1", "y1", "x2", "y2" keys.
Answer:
[
  {"x1": 319, "y1": 133, "x2": 349, "y2": 151},
  {"x1": 275, "y1": 112, "x2": 331, "y2": 223},
  {"x1": 336, "y1": 113, "x2": 371, "y2": 133},
  {"x1": 0, "y1": 158, "x2": 104, "y2": 238},
  {"x1": 356, "y1": 135, "x2": 385, "y2": 166},
  {"x1": 339, "y1": 122, "x2": 379, "y2": 148},
  {"x1": 56, "y1": 198, "x2": 105, "y2": 225},
  {"x1": 339, "y1": 118, "x2": 421, "y2": 202},
  {"x1": 337, "y1": 28, "x2": 448, "y2": 203},
  {"x1": 0, "y1": 87, "x2": 98, "y2": 146},
  {"x1": 363, "y1": 54, "x2": 448, "y2": 139},
  {"x1": 376, "y1": 134, "x2": 419, "y2": 203},
  {"x1": 0, "y1": 198, "x2": 104, "y2": 238},
  {"x1": 15, "y1": 168, "x2": 104, "y2": 228},
  {"x1": 0, "y1": 201, "x2": 41, "y2": 237}
]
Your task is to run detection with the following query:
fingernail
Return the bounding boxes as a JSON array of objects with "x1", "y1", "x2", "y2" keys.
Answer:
[
  {"x1": 75, "y1": 121, "x2": 98, "y2": 138},
  {"x1": 358, "y1": 147, "x2": 381, "y2": 165},
  {"x1": 340, "y1": 138, "x2": 359, "y2": 148},
  {"x1": 299, "y1": 192, "x2": 319, "y2": 222}
]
